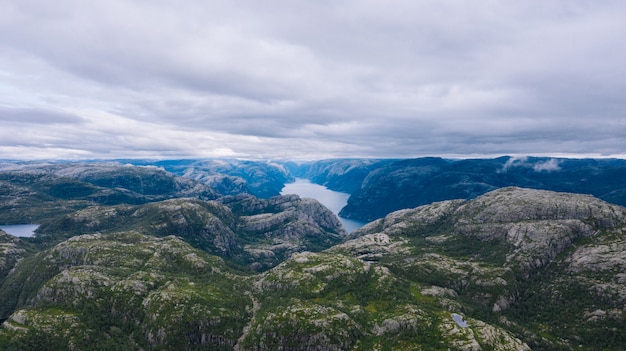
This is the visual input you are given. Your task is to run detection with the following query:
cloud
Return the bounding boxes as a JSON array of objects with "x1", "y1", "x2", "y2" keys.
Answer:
[
  {"x1": 0, "y1": 107, "x2": 85, "y2": 125},
  {"x1": 500, "y1": 157, "x2": 561, "y2": 173},
  {"x1": 1, "y1": 0, "x2": 626, "y2": 159},
  {"x1": 501, "y1": 156, "x2": 529, "y2": 173},
  {"x1": 533, "y1": 159, "x2": 562, "y2": 172}
]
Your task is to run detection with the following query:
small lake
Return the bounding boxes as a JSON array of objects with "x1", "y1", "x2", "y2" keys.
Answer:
[
  {"x1": 281, "y1": 178, "x2": 365, "y2": 233},
  {"x1": 452, "y1": 313, "x2": 469, "y2": 328},
  {"x1": 0, "y1": 224, "x2": 39, "y2": 238}
]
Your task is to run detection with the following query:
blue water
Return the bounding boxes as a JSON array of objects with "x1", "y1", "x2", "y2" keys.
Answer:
[
  {"x1": 452, "y1": 313, "x2": 469, "y2": 328},
  {"x1": 0, "y1": 224, "x2": 39, "y2": 237},
  {"x1": 281, "y1": 178, "x2": 365, "y2": 233}
]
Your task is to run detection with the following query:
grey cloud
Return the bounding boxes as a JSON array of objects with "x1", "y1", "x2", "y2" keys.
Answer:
[
  {"x1": 0, "y1": 107, "x2": 85, "y2": 125},
  {"x1": 1, "y1": 0, "x2": 626, "y2": 159},
  {"x1": 500, "y1": 157, "x2": 562, "y2": 173}
]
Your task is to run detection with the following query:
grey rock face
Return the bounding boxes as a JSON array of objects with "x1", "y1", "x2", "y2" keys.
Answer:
[
  {"x1": 455, "y1": 187, "x2": 626, "y2": 226},
  {"x1": 453, "y1": 187, "x2": 626, "y2": 270},
  {"x1": 0, "y1": 231, "x2": 27, "y2": 282}
]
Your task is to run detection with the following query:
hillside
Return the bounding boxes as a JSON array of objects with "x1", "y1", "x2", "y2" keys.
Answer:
[
  {"x1": 291, "y1": 157, "x2": 626, "y2": 222},
  {"x1": 1, "y1": 186, "x2": 624, "y2": 350}
]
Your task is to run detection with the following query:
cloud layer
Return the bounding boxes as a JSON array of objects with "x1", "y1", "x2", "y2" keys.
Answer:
[{"x1": 2, "y1": 0, "x2": 626, "y2": 160}]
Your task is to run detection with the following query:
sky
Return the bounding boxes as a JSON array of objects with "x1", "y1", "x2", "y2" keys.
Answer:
[{"x1": 1, "y1": 0, "x2": 626, "y2": 160}]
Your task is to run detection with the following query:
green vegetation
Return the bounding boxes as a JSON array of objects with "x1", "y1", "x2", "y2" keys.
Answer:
[{"x1": 1, "y1": 163, "x2": 625, "y2": 350}]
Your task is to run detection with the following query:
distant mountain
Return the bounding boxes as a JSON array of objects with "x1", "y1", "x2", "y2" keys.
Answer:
[
  {"x1": 283, "y1": 158, "x2": 393, "y2": 194},
  {"x1": 0, "y1": 162, "x2": 217, "y2": 224},
  {"x1": 292, "y1": 156, "x2": 626, "y2": 222},
  {"x1": 1, "y1": 187, "x2": 624, "y2": 350},
  {"x1": 150, "y1": 159, "x2": 293, "y2": 198}
]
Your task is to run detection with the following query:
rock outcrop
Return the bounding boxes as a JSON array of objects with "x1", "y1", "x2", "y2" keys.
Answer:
[{"x1": 0, "y1": 231, "x2": 28, "y2": 284}]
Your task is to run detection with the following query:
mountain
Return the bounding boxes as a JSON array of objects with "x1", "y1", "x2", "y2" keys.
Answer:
[
  {"x1": 27, "y1": 195, "x2": 344, "y2": 271},
  {"x1": 0, "y1": 232, "x2": 251, "y2": 350},
  {"x1": 0, "y1": 162, "x2": 217, "y2": 224},
  {"x1": 1, "y1": 187, "x2": 624, "y2": 350},
  {"x1": 340, "y1": 187, "x2": 626, "y2": 350},
  {"x1": 151, "y1": 159, "x2": 293, "y2": 198},
  {"x1": 295, "y1": 156, "x2": 626, "y2": 222},
  {"x1": 283, "y1": 159, "x2": 392, "y2": 194}
]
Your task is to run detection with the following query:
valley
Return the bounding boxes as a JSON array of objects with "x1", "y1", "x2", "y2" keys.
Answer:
[{"x1": 281, "y1": 178, "x2": 365, "y2": 233}]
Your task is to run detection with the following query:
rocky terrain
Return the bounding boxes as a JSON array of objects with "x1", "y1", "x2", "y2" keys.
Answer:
[
  {"x1": 0, "y1": 231, "x2": 30, "y2": 287},
  {"x1": 0, "y1": 232, "x2": 251, "y2": 350},
  {"x1": 28, "y1": 194, "x2": 344, "y2": 272},
  {"x1": 0, "y1": 174, "x2": 624, "y2": 350}
]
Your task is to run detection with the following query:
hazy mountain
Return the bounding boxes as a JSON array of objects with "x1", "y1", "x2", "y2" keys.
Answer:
[
  {"x1": 293, "y1": 157, "x2": 626, "y2": 222},
  {"x1": 283, "y1": 159, "x2": 392, "y2": 194},
  {"x1": 151, "y1": 159, "x2": 293, "y2": 198}
]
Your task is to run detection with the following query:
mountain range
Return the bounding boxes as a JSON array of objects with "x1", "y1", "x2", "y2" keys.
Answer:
[
  {"x1": 287, "y1": 156, "x2": 626, "y2": 222},
  {"x1": 0, "y1": 158, "x2": 625, "y2": 350}
]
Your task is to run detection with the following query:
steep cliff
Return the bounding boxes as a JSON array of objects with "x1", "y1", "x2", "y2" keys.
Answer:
[
  {"x1": 0, "y1": 231, "x2": 29, "y2": 289},
  {"x1": 284, "y1": 159, "x2": 391, "y2": 194}
]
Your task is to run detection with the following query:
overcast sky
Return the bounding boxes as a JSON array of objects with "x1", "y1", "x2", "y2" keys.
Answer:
[{"x1": 2, "y1": 0, "x2": 626, "y2": 160}]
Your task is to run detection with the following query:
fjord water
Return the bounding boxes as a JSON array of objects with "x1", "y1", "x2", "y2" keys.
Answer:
[
  {"x1": 281, "y1": 178, "x2": 365, "y2": 233},
  {"x1": 0, "y1": 224, "x2": 39, "y2": 237}
]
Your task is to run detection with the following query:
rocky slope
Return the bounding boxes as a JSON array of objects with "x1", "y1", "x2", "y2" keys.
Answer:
[
  {"x1": 33, "y1": 195, "x2": 345, "y2": 271},
  {"x1": 340, "y1": 187, "x2": 626, "y2": 350},
  {"x1": 0, "y1": 231, "x2": 29, "y2": 288},
  {"x1": 0, "y1": 232, "x2": 251, "y2": 350},
  {"x1": 1, "y1": 187, "x2": 624, "y2": 350}
]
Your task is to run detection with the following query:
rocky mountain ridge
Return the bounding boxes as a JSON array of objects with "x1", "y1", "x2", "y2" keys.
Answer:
[
  {"x1": 1, "y1": 186, "x2": 624, "y2": 350},
  {"x1": 28, "y1": 194, "x2": 345, "y2": 272},
  {"x1": 7, "y1": 156, "x2": 626, "y2": 225}
]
